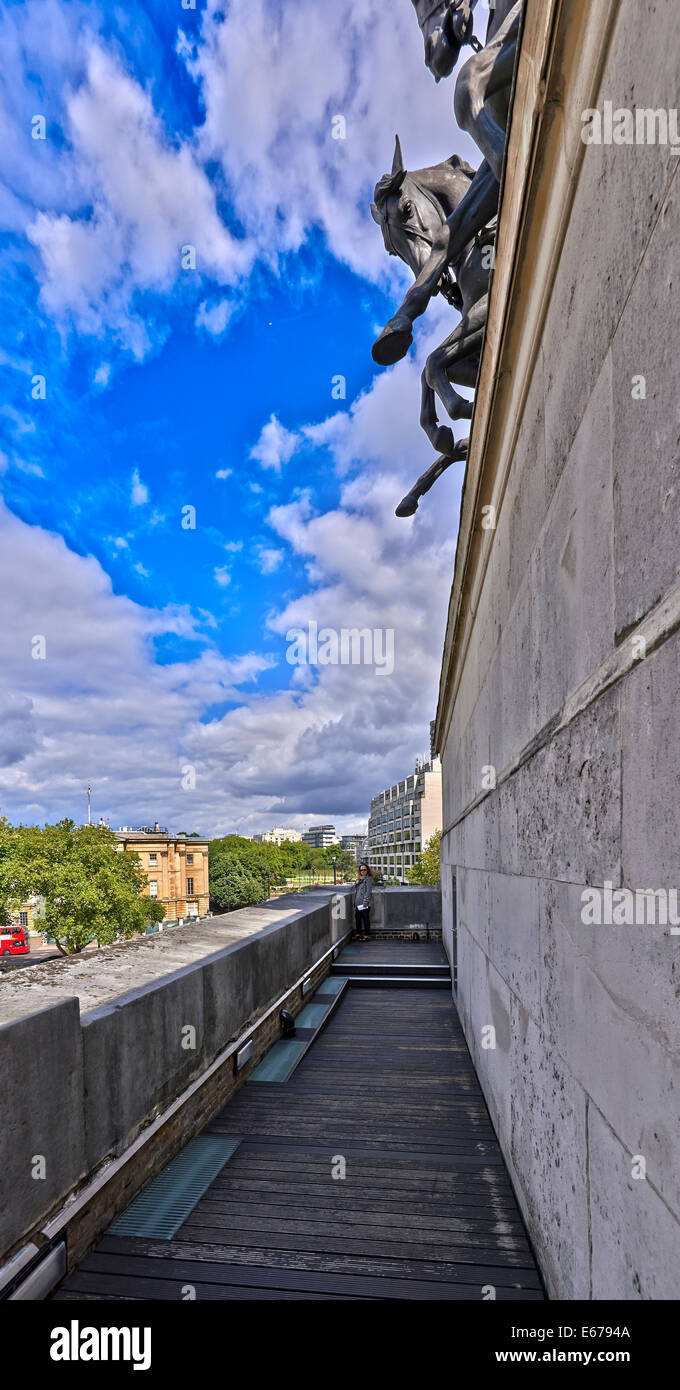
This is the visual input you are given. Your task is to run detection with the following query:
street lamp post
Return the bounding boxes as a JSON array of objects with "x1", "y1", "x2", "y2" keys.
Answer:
[{"x1": 332, "y1": 855, "x2": 337, "y2": 886}]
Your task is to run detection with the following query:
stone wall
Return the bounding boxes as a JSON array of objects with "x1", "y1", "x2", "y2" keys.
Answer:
[{"x1": 437, "y1": 0, "x2": 680, "y2": 1298}]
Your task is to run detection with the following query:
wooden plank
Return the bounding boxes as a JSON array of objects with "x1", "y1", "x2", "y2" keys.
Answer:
[
  {"x1": 59, "y1": 949, "x2": 544, "y2": 1301},
  {"x1": 89, "y1": 1238, "x2": 543, "y2": 1289},
  {"x1": 74, "y1": 1247, "x2": 542, "y2": 1298}
]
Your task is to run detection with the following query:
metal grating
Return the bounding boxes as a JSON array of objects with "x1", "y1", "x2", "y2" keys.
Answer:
[{"x1": 107, "y1": 1136, "x2": 240, "y2": 1240}]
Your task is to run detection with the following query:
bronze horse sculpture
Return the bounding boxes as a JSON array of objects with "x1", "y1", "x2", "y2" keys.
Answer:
[
  {"x1": 371, "y1": 135, "x2": 494, "y2": 515},
  {"x1": 372, "y1": 0, "x2": 521, "y2": 371}
]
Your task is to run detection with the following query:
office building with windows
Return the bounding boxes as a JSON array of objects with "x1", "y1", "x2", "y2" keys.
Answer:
[
  {"x1": 366, "y1": 755, "x2": 442, "y2": 881},
  {"x1": 340, "y1": 833, "x2": 368, "y2": 862},
  {"x1": 301, "y1": 824, "x2": 338, "y2": 848}
]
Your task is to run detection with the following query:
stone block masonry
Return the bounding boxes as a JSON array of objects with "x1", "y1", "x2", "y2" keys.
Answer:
[{"x1": 435, "y1": 0, "x2": 680, "y2": 1299}]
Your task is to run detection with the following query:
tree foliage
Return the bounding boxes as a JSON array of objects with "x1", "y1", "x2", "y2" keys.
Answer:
[
  {"x1": 0, "y1": 817, "x2": 164, "y2": 954},
  {"x1": 208, "y1": 835, "x2": 358, "y2": 912},
  {"x1": 406, "y1": 829, "x2": 441, "y2": 886}
]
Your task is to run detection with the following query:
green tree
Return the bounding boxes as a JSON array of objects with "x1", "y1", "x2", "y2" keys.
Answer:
[
  {"x1": 0, "y1": 820, "x2": 164, "y2": 954},
  {"x1": 208, "y1": 839, "x2": 268, "y2": 911},
  {"x1": 406, "y1": 829, "x2": 441, "y2": 886},
  {"x1": 0, "y1": 814, "x2": 14, "y2": 925}
]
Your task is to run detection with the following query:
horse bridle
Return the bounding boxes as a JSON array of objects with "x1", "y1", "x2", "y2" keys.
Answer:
[{"x1": 381, "y1": 175, "x2": 447, "y2": 258}]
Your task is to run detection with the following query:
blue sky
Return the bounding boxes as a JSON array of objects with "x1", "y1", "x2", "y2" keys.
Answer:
[{"x1": 0, "y1": 0, "x2": 486, "y2": 837}]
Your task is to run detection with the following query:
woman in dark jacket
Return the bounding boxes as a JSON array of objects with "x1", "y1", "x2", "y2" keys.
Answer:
[{"x1": 353, "y1": 862, "x2": 376, "y2": 940}]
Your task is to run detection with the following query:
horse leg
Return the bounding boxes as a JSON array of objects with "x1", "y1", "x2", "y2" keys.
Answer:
[
  {"x1": 372, "y1": 161, "x2": 498, "y2": 366},
  {"x1": 423, "y1": 342, "x2": 473, "y2": 455},
  {"x1": 423, "y1": 297, "x2": 488, "y2": 449},
  {"x1": 454, "y1": 4, "x2": 521, "y2": 181},
  {"x1": 396, "y1": 438, "x2": 470, "y2": 518},
  {"x1": 420, "y1": 369, "x2": 442, "y2": 449}
]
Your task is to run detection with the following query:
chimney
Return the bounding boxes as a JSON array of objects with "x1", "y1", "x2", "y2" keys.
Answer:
[{"x1": 154, "y1": 821, "x2": 159, "y2": 832}]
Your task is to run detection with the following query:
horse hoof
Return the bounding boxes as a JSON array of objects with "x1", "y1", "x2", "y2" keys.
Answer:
[
  {"x1": 395, "y1": 492, "x2": 418, "y2": 518},
  {"x1": 372, "y1": 320, "x2": 413, "y2": 366},
  {"x1": 433, "y1": 425, "x2": 455, "y2": 455}
]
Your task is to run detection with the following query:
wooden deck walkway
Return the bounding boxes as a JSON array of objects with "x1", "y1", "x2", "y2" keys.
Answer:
[{"x1": 54, "y1": 941, "x2": 544, "y2": 1301}]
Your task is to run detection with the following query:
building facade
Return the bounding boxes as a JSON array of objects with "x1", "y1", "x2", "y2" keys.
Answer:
[
  {"x1": 114, "y1": 829, "x2": 210, "y2": 921},
  {"x1": 301, "y1": 824, "x2": 338, "y2": 848},
  {"x1": 340, "y1": 833, "x2": 368, "y2": 862},
  {"x1": 435, "y1": 0, "x2": 680, "y2": 1298},
  {"x1": 367, "y1": 757, "x2": 441, "y2": 881},
  {"x1": 252, "y1": 827, "x2": 302, "y2": 844}
]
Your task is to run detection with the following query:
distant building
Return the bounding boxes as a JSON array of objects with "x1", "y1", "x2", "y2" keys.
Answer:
[
  {"x1": 114, "y1": 827, "x2": 209, "y2": 921},
  {"x1": 301, "y1": 824, "x2": 338, "y2": 848},
  {"x1": 367, "y1": 754, "x2": 442, "y2": 881},
  {"x1": 252, "y1": 827, "x2": 302, "y2": 845},
  {"x1": 340, "y1": 833, "x2": 368, "y2": 862}
]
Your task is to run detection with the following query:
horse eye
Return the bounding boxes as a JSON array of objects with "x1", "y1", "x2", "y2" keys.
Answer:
[{"x1": 400, "y1": 199, "x2": 413, "y2": 220}]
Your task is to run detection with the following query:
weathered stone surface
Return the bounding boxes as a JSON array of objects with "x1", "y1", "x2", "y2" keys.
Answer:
[
  {"x1": 487, "y1": 870, "x2": 541, "y2": 1017},
  {"x1": 621, "y1": 619, "x2": 680, "y2": 887},
  {"x1": 611, "y1": 173, "x2": 680, "y2": 636},
  {"x1": 456, "y1": 924, "x2": 514, "y2": 1154},
  {"x1": 509, "y1": 1004, "x2": 591, "y2": 1299},
  {"x1": 437, "y1": 0, "x2": 680, "y2": 1299},
  {"x1": 514, "y1": 686, "x2": 622, "y2": 884},
  {"x1": 543, "y1": 0, "x2": 680, "y2": 501},
  {"x1": 588, "y1": 1101, "x2": 680, "y2": 1300},
  {"x1": 533, "y1": 353, "x2": 615, "y2": 730},
  {"x1": 456, "y1": 865, "x2": 491, "y2": 956},
  {"x1": 539, "y1": 876, "x2": 680, "y2": 1216}
]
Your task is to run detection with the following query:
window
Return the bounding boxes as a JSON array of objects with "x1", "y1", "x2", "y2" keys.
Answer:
[
  {"x1": 186, "y1": 876, "x2": 194, "y2": 895},
  {"x1": 149, "y1": 880, "x2": 158, "y2": 898},
  {"x1": 186, "y1": 854, "x2": 194, "y2": 865},
  {"x1": 19, "y1": 911, "x2": 28, "y2": 927},
  {"x1": 149, "y1": 853, "x2": 157, "y2": 866}
]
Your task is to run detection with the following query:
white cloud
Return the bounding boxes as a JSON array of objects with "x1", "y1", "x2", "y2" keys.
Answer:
[
  {"x1": 13, "y1": 458, "x2": 46, "y2": 478},
  {"x1": 94, "y1": 362, "x2": 111, "y2": 387},
  {"x1": 187, "y1": 0, "x2": 477, "y2": 283},
  {"x1": 215, "y1": 468, "x2": 232, "y2": 481},
  {"x1": 24, "y1": 41, "x2": 254, "y2": 352},
  {"x1": 0, "y1": 500, "x2": 274, "y2": 829},
  {"x1": 134, "y1": 562, "x2": 150, "y2": 577},
  {"x1": 214, "y1": 565, "x2": 231, "y2": 587},
  {"x1": 196, "y1": 298, "x2": 237, "y2": 336},
  {"x1": 131, "y1": 468, "x2": 148, "y2": 506},
  {"x1": 249, "y1": 414, "x2": 299, "y2": 473},
  {"x1": 256, "y1": 546, "x2": 284, "y2": 575}
]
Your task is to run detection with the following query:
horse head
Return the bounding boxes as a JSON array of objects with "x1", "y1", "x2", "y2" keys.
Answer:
[
  {"x1": 410, "y1": 0, "x2": 476, "y2": 82},
  {"x1": 371, "y1": 136, "x2": 475, "y2": 302}
]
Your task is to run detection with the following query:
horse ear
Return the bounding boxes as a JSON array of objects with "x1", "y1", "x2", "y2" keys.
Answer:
[
  {"x1": 392, "y1": 134, "x2": 405, "y2": 175},
  {"x1": 370, "y1": 202, "x2": 382, "y2": 225}
]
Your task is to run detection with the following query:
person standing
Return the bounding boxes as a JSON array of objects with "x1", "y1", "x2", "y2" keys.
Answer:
[{"x1": 353, "y1": 862, "x2": 375, "y2": 940}]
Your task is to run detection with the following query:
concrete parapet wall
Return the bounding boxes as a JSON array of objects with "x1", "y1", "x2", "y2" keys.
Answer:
[
  {"x1": 370, "y1": 886, "x2": 442, "y2": 929},
  {"x1": 0, "y1": 889, "x2": 348, "y2": 1264}
]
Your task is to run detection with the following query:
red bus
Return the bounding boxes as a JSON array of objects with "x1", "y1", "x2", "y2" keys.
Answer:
[{"x1": 0, "y1": 924, "x2": 30, "y2": 956}]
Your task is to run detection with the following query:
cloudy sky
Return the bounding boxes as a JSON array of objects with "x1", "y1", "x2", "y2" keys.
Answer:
[{"x1": 0, "y1": 0, "x2": 487, "y2": 838}]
